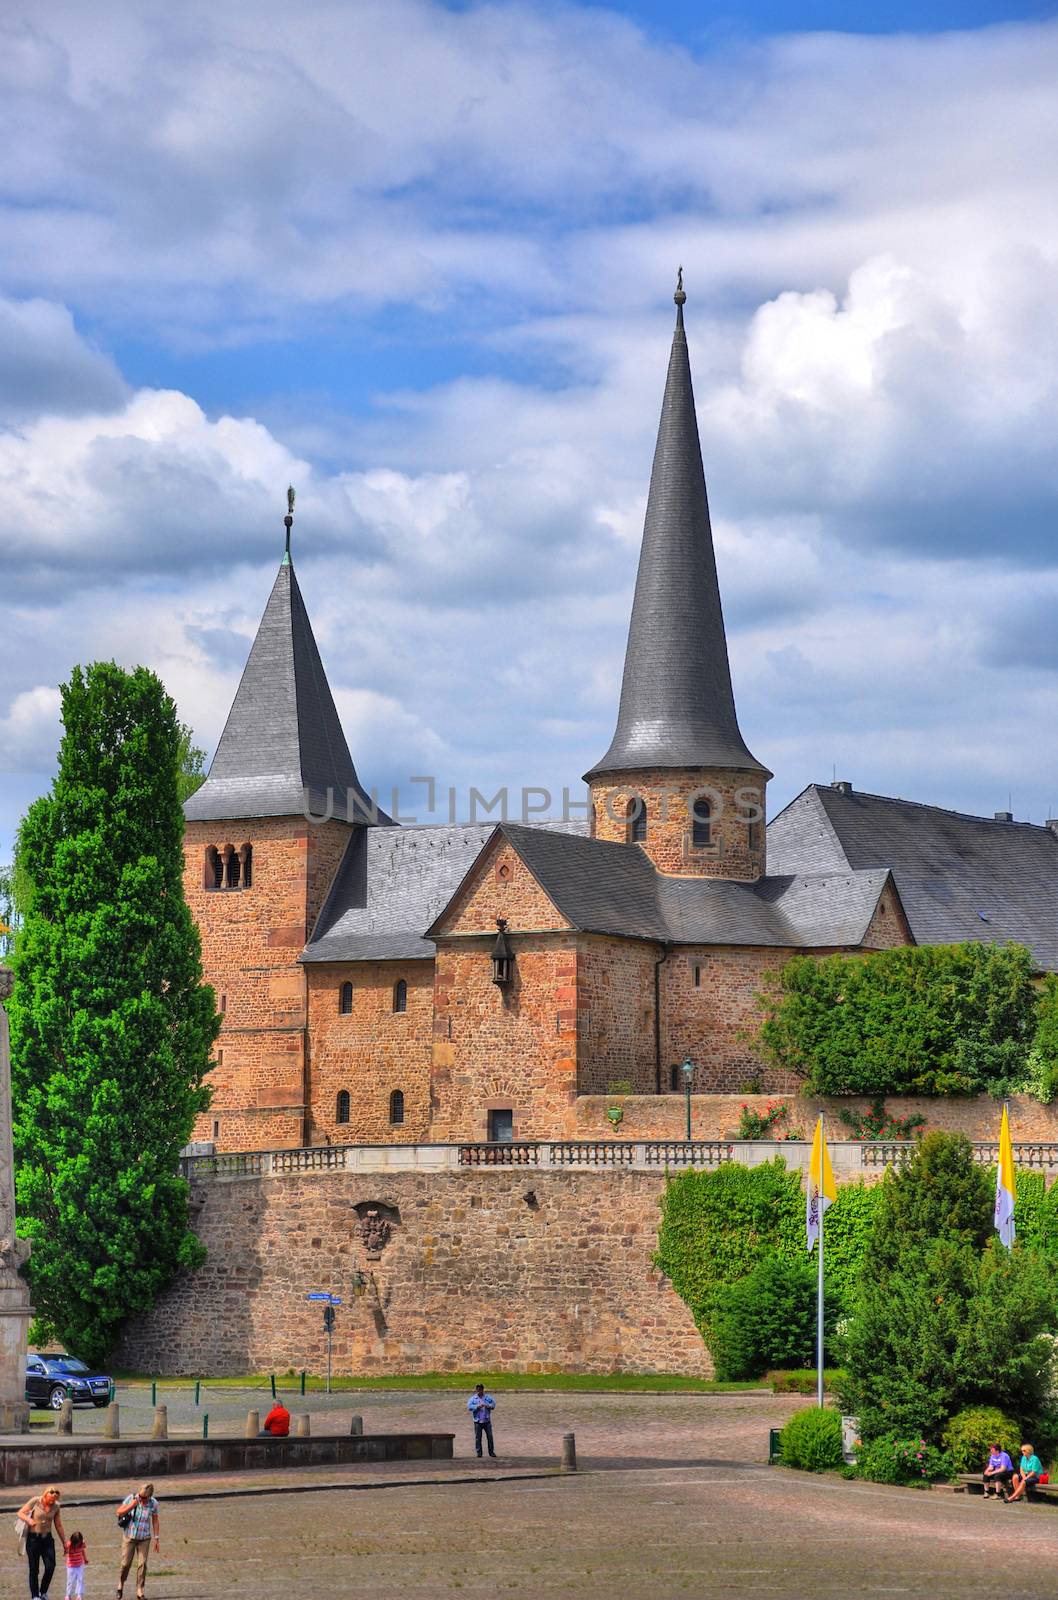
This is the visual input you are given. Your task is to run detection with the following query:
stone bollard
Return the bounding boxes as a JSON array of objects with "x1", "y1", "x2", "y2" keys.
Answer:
[
  {"x1": 151, "y1": 1405, "x2": 168, "y2": 1441},
  {"x1": 296, "y1": 1413, "x2": 310, "y2": 1437},
  {"x1": 245, "y1": 1409, "x2": 260, "y2": 1438},
  {"x1": 56, "y1": 1398, "x2": 73, "y2": 1436},
  {"x1": 349, "y1": 1414, "x2": 363, "y2": 1436},
  {"x1": 103, "y1": 1402, "x2": 120, "y2": 1440},
  {"x1": 560, "y1": 1432, "x2": 577, "y2": 1473}
]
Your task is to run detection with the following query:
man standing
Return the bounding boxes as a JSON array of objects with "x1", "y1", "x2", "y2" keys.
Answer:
[
  {"x1": 116, "y1": 1482, "x2": 160, "y2": 1599},
  {"x1": 467, "y1": 1383, "x2": 496, "y2": 1459}
]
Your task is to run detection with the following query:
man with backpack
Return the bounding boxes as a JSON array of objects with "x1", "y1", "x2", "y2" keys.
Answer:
[{"x1": 116, "y1": 1483, "x2": 160, "y2": 1599}]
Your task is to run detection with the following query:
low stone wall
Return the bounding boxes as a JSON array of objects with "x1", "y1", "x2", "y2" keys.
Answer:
[
  {"x1": 0, "y1": 1431, "x2": 453, "y2": 1487},
  {"x1": 571, "y1": 1092, "x2": 1058, "y2": 1142},
  {"x1": 118, "y1": 1168, "x2": 712, "y2": 1379}
]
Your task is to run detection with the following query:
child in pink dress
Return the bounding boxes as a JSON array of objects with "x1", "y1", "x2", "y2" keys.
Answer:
[{"x1": 65, "y1": 1531, "x2": 87, "y2": 1599}]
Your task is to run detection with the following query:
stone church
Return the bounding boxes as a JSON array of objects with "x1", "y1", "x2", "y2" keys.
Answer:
[{"x1": 183, "y1": 285, "x2": 1058, "y2": 1152}]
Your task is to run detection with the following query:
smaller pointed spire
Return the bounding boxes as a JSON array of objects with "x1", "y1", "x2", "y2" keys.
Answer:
[{"x1": 283, "y1": 484, "x2": 296, "y2": 565}]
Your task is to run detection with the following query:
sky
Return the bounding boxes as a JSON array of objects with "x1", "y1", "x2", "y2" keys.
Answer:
[{"x1": 3, "y1": 0, "x2": 1058, "y2": 856}]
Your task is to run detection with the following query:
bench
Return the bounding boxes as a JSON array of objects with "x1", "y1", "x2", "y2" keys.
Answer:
[{"x1": 958, "y1": 1473, "x2": 1058, "y2": 1502}]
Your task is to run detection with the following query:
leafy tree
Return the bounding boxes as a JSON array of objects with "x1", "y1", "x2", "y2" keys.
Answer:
[
  {"x1": 840, "y1": 1134, "x2": 1058, "y2": 1446},
  {"x1": 756, "y1": 942, "x2": 1038, "y2": 1096},
  {"x1": 708, "y1": 1255, "x2": 841, "y2": 1379},
  {"x1": 175, "y1": 722, "x2": 206, "y2": 805},
  {"x1": 9, "y1": 662, "x2": 218, "y2": 1362}
]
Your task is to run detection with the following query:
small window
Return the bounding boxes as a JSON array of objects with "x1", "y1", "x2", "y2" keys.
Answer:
[
  {"x1": 692, "y1": 799, "x2": 711, "y2": 848},
  {"x1": 339, "y1": 982, "x2": 353, "y2": 1015},
  {"x1": 748, "y1": 819, "x2": 761, "y2": 854},
  {"x1": 241, "y1": 843, "x2": 253, "y2": 887},
  {"x1": 393, "y1": 979, "x2": 407, "y2": 1014},
  {"x1": 212, "y1": 1119, "x2": 220, "y2": 1141},
  {"x1": 488, "y1": 1108, "x2": 514, "y2": 1143},
  {"x1": 225, "y1": 849, "x2": 240, "y2": 888},
  {"x1": 205, "y1": 846, "x2": 223, "y2": 890},
  {"x1": 336, "y1": 1090, "x2": 350, "y2": 1125},
  {"x1": 629, "y1": 797, "x2": 647, "y2": 843},
  {"x1": 216, "y1": 1048, "x2": 223, "y2": 1066},
  {"x1": 389, "y1": 1089, "x2": 405, "y2": 1126},
  {"x1": 219, "y1": 993, "x2": 227, "y2": 1013},
  {"x1": 693, "y1": 965, "x2": 701, "y2": 988}
]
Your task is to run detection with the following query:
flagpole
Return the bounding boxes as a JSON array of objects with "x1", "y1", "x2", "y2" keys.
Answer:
[{"x1": 816, "y1": 1114, "x2": 825, "y2": 1408}]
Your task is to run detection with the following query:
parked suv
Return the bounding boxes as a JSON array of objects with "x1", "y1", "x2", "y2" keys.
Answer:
[{"x1": 25, "y1": 1354, "x2": 111, "y2": 1410}]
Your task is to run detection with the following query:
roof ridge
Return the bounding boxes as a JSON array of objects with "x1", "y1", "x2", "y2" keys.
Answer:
[{"x1": 813, "y1": 783, "x2": 1055, "y2": 832}]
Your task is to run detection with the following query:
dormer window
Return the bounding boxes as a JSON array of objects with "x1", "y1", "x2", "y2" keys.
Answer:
[
  {"x1": 205, "y1": 843, "x2": 252, "y2": 890},
  {"x1": 691, "y1": 799, "x2": 711, "y2": 849},
  {"x1": 491, "y1": 917, "x2": 514, "y2": 986}
]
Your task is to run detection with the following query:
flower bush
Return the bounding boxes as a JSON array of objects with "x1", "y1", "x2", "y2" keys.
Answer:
[
  {"x1": 858, "y1": 1436, "x2": 951, "y2": 1485},
  {"x1": 778, "y1": 1405, "x2": 844, "y2": 1471},
  {"x1": 838, "y1": 1097, "x2": 926, "y2": 1141},
  {"x1": 736, "y1": 1100, "x2": 788, "y2": 1139}
]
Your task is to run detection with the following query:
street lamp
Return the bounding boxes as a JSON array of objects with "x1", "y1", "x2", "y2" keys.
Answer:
[{"x1": 681, "y1": 1057, "x2": 694, "y2": 1141}]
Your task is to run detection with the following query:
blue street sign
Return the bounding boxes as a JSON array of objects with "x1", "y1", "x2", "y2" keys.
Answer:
[{"x1": 306, "y1": 1292, "x2": 342, "y2": 1304}]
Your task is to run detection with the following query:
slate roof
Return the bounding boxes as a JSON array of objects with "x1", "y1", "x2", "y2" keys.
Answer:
[
  {"x1": 768, "y1": 783, "x2": 1058, "y2": 969},
  {"x1": 586, "y1": 290, "x2": 768, "y2": 780},
  {"x1": 425, "y1": 822, "x2": 890, "y2": 951},
  {"x1": 302, "y1": 821, "x2": 588, "y2": 963},
  {"x1": 185, "y1": 559, "x2": 384, "y2": 825}
]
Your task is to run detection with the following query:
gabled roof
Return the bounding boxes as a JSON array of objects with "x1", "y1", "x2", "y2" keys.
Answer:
[
  {"x1": 427, "y1": 822, "x2": 890, "y2": 951},
  {"x1": 768, "y1": 783, "x2": 1058, "y2": 969},
  {"x1": 301, "y1": 820, "x2": 590, "y2": 963},
  {"x1": 586, "y1": 286, "x2": 768, "y2": 780},
  {"x1": 185, "y1": 559, "x2": 383, "y2": 825}
]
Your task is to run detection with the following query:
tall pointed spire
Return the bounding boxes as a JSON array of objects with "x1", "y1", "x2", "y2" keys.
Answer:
[
  {"x1": 185, "y1": 496, "x2": 384, "y2": 825},
  {"x1": 585, "y1": 275, "x2": 768, "y2": 779}
]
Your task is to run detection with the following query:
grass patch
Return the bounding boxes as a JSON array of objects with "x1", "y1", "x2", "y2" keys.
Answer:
[
  {"x1": 767, "y1": 1369, "x2": 846, "y2": 1394},
  {"x1": 110, "y1": 1370, "x2": 766, "y2": 1395}
]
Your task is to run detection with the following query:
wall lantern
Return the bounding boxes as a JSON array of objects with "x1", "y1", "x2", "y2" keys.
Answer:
[{"x1": 491, "y1": 917, "x2": 514, "y2": 986}]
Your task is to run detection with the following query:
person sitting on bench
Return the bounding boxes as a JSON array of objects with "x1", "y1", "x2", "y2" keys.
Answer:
[
  {"x1": 983, "y1": 1443, "x2": 1014, "y2": 1498},
  {"x1": 1006, "y1": 1442, "x2": 1044, "y2": 1503}
]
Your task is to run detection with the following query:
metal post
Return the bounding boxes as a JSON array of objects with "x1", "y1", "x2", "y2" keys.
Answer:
[
  {"x1": 681, "y1": 1057, "x2": 694, "y2": 1141},
  {"x1": 203, "y1": 1412, "x2": 209, "y2": 1439},
  {"x1": 151, "y1": 1381, "x2": 156, "y2": 1407},
  {"x1": 194, "y1": 1380, "x2": 200, "y2": 1407},
  {"x1": 327, "y1": 1324, "x2": 333, "y2": 1395},
  {"x1": 685, "y1": 1080, "x2": 691, "y2": 1141},
  {"x1": 300, "y1": 1369, "x2": 306, "y2": 1396},
  {"x1": 816, "y1": 1167, "x2": 825, "y2": 1410},
  {"x1": 270, "y1": 1372, "x2": 277, "y2": 1400}
]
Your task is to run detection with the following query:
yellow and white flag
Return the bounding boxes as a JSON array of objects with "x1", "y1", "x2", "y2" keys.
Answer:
[
  {"x1": 994, "y1": 1104, "x2": 1016, "y2": 1248},
  {"x1": 806, "y1": 1116, "x2": 836, "y2": 1253}
]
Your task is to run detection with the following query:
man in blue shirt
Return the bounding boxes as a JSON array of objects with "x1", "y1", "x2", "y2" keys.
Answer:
[
  {"x1": 1006, "y1": 1443, "x2": 1044, "y2": 1503},
  {"x1": 467, "y1": 1384, "x2": 497, "y2": 1459}
]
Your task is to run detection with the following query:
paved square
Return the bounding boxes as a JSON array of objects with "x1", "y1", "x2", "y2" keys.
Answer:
[{"x1": 3, "y1": 1393, "x2": 1057, "y2": 1598}]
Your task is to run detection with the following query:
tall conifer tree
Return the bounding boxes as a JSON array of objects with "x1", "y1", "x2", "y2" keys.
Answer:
[{"x1": 9, "y1": 662, "x2": 217, "y2": 1361}]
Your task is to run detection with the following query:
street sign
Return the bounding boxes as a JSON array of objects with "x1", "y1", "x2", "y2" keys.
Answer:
[{"x1": 306, "y1": 1291, "x2": 341, "y2": 1303}]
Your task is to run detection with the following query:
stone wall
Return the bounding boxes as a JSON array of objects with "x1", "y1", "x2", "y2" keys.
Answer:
[
  {"x1": 117, "y1": 1168, "x2": 711, "y2": 1378},
  {"x1": 589, "y1": 765, "x2": 767, "y2": 879}
]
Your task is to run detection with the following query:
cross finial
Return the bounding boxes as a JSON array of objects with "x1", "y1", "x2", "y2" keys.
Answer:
[
  {"x1": 283, "y1": 484, "x2": 296, "y2": 563},
  {"x1": 674, "y1": 265, "x2": 686, "y2": 320}
]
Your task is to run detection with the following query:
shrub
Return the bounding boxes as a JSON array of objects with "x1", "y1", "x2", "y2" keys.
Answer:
[
  {"x1": 708, "y1": 1256, "x2": 840, "y2": 1380},
  {"x1": 942, "y1": 1406, "x2": 1021, "y2": 1475},
  {"x1": 779, "y1": 1406, "x2": 843, "y2": 1472},
  {"x1": 838, "y1": 1097, "x2": 926, "y2": 1141},
  {"x1": 756, "y1": 942, "x2": 1037, "y2": 1097},
  {"x1": 768, "y1": 1369, "x2": 846, "y2": 1394},
  {"x1": 736, "y1": 1100, "x2": 787, "y2": 1139},
  {"x1": 858, "y1": 1436, "x2": 951, "y2": 1485}
]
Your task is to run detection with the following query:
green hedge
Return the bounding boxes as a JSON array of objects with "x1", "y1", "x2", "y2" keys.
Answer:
[
  {"x1": 755, "y1": 942, "x2": 1039, "y2": 1096},
  {"x1": 654, "y1": 1159, "x2": 877, "y2": 1349}
]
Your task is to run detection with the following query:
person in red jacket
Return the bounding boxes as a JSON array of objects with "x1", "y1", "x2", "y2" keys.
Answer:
[{"x1": 261, "y1": 1401, "x2": 291, "y2": 1437}]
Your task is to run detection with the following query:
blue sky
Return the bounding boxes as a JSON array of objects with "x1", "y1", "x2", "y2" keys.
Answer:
[{"x1": 2, "y1": 0, "x2": 1058, "y2": 857}]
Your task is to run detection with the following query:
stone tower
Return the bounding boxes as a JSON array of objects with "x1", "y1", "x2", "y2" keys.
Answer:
[
  {"x1": 585, "y1": 280, "x2": 770, "y2": 879},
  {"x1": 184, "y1": 509, "x2": 385, "y2": 1149}
]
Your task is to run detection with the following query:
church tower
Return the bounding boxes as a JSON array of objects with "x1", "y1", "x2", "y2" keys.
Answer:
[
  {"x1": 585, "y1": 279, "x2": 770, "y2": 880},
  {"x1": 184, "y1": 494, "x2": 385, "y2": 1149}
]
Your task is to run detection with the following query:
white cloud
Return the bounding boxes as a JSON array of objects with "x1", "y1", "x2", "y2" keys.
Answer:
[{"x1": 0, "y1": 686, "x2": 61, "y2": 773}]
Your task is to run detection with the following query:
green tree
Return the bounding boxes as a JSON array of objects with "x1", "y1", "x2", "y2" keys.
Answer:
[
  {"x1": 756, "y1": 942, "x2": 1038, "y2": 1096},
  {"x1": 840, "y1": 1134, "x2": 1058, "y2": 1446},
  {"x1": 175, "y1": 722, "x2": 206, "y2": 805},
  {"x1": 9, "y1": 662, "x2": 218, "y2": 1362}
]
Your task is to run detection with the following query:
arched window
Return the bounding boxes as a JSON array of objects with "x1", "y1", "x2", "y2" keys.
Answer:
[
  {"x1": 628, "y1": 796, "x2": 647, "y2": 844},
  {"x1": 205, "y1": 843, "x2": 252, "y2": 891},
  {"x1": 692, "y1": 798, "x2": 711, "y2": 848},
  {"x1": 389, "y1": 1089, "x2": 405, "y2": 1126},
  {"x1": 339, "y1": 981, "x2": 353, "y2": 1015},
  {"x1": 205, "y1": 846, "x2": 223, "y2": 890},
  {"x1": 393, "y1": 979, "x2": 407, "y2": 1013},
  {"x1": 336, "y1": 1090, "x2": 350, "y2": 1124},
  {"x1": 240, "y1": 843, "x2": 253, "y2": 887}
]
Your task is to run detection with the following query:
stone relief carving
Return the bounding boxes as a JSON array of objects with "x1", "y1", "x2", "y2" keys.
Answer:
[{"x1": 356, "y1": 1207, "x2": 391, "y2": 1259}]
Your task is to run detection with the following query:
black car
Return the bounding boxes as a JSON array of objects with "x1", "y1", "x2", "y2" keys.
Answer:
[{"x1": 25, "y1": 1354, "x2": 111, "y2": 1410}]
